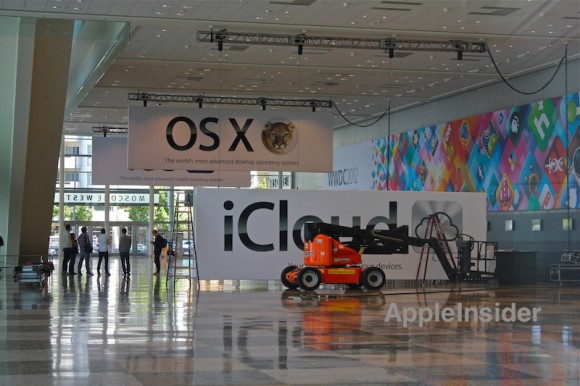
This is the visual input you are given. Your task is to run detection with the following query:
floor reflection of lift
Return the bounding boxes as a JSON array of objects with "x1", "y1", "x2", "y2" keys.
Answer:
[{"x1": 282, "y1": 290, "x2": 385, "y2": 351}]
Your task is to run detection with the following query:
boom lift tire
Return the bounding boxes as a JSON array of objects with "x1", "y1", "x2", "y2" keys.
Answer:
[
  {"x1": 362, "y1": 267, "x2": 386, "y2": 290},
  {"x1": 281, "y1": 265, "x2": 299, "y2": 290},
  {"x1": 298, "y1": 267, "x2": 322, "y2": 291}
]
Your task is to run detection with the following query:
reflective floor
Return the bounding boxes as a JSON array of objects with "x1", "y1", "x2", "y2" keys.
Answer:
[{"x1": 0, "y1": 257, "x2": 579, "y2": 385}]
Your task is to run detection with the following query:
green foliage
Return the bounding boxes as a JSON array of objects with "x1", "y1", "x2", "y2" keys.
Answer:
[
  {"x1": 154, "y1": 190, "x2": 169, "y2": 228},
  {"x1": 53, "y1": 205, "x2": 91, "y2": 220},
  {"x1": 74, "y1": 206, "x2": 93, "y2": 221},
  {"x1": 254, "y1": 176, "x2": 269, "y2": 189},
  {"x1": 126, "y1": 190, "x2": 170, "y2": 226},
  {"x1": 154, "y1": 206, "x2": 169, "y2": 225},
  {"x1": 127, "y1": 206, "x2": 149, "y2": 222}
]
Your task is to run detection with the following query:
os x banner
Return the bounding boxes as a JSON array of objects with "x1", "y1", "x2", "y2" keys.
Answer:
[{"x1": 128, "y1": 107, "x2": 333, "y2": 172}]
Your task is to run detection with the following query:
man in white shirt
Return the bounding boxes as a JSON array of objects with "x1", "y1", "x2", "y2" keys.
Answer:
[{"x1": 96, "y1": 228, "x2": 111, "y2": 276}]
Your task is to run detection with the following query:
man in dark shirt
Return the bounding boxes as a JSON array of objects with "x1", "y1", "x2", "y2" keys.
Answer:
[
  {"x1": 77, "y1": 226, "x2": 93, "y2": 275},
  {"x1": 151, "y1": 230, "x2": 165, "y2": 275},
  {"x1": 119, "y1": 228, "x2": 132, "y2": 276}
]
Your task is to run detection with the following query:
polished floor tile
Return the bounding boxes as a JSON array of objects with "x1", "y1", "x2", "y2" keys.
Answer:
[{"x1": 0, "y1": 257, "x2": 578, "y2": 385}]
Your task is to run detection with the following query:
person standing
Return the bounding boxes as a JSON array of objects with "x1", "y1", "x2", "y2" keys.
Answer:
[
  {"x1": 77, "y1": 226, "x2": 94, "y2": 275},
  {"x1": 69, "y1": 232, "x2": 79, "y2": 275},
  {"x1": 96, "y1": 228, "x2": 111, "y2": 276},
  {"x1": 119, "y1": 228, "x2": 132, "y2": 276},
  {"x1": 62, "y1": 224, "x2": 73, "y2": 275},
  {"x1": 151, "y1": 230, "x2": 165, "y2": 275}
]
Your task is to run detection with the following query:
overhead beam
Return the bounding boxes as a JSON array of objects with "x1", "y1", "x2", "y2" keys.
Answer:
[
  {"x1": 197, "y1": 30, "x2": 488, "y2": 53},
  {"x1": 128, "y1": 92, "x2": 334, "y2": 109}
]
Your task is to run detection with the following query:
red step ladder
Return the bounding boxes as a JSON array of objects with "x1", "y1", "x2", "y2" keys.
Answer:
[{"x1": 416, "y1": 214, "x2": 458, "y2": 281}]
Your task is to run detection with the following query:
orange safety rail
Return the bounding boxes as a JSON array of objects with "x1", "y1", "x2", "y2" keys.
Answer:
[{"x1": 304, "y1": 235, "x2": 362, "y2": 267}]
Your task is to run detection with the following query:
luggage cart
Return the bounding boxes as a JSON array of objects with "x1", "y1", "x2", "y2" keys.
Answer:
[
  {"x1": 13, "y1": 255, "x2": 54, "y2": 288},
  {"x1": 14, "y1": 265, "x2": 44, "y2": 286},
  {"x1": 550, "y1": 251, "x2": 580, "y2": 283}
]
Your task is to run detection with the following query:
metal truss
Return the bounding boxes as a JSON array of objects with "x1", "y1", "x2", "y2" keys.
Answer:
[
  {"x1": 92, "y1": 126, "x2": 128, "y2": 136},
  {"x1": 128, "y1": 92, "x2": 334, "y2": 109},
  {"x1": 197, "y1": 29, "x2": 487, "y2": 53}
]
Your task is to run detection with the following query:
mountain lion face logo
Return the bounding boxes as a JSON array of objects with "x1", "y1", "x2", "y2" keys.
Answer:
[{"x1": 262, "y1": 119, "x2": 298, "y2": 154}]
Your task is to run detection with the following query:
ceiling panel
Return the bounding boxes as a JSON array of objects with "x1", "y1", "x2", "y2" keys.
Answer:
[{"x1": 0, "y1": 0, "x2": 578, "y2": 135}]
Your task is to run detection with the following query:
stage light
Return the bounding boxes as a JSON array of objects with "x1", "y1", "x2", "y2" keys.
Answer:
[
  {"x1": 259, "y1": 98, "x2": 267, "y2": 110},
  {"x1": 389, "y1": 47, "x2": 394, "y2": 58},
  {"x1": 311, "y1": 100, "x2": 319, "y2": 112},
  {"x1": 294, "y1": 33, "x2": 306, "y2": 56},
  {"x1": 452, "y1": 41, "x2": 463, "y2": 60}
]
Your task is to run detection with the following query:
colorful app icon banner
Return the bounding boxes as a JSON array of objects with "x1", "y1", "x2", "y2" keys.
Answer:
[{"x1": 371, "y1": 92, "x2": 580, "y2": 211}]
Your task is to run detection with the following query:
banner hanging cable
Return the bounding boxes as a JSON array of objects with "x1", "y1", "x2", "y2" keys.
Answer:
[{"x1": 487, "y1": 46, "x2": 566, "y2": 95}]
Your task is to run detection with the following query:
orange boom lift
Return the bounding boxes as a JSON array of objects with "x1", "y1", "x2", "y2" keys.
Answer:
[{"x1": 281, "y1": 220, "x2": 496, "y2": 291}]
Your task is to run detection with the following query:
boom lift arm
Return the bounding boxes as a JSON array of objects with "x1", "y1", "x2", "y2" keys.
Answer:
[
  {"x1": 282, "y1": 219, "x2": 495, "y2": 291},
  {"x1": 304, "y1": 222, "x2": 460, "y2": 282}
]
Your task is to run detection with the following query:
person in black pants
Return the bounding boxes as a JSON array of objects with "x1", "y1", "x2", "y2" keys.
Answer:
[
  {"x1": 151, "y1": 230, "x2": 165, "y2": 275},
  {"x1": 68, "y1": 232, "x2": 78, "y2": 275},
  {"x1": 62, "y1": 224, "x2": 73, "y2": 275},
  {"x1": 118, "y1": 228, "x2": 132, "y2": 276},
  {"x1": 96, "y1": 228, "x2": 111, "y2": 276}
]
